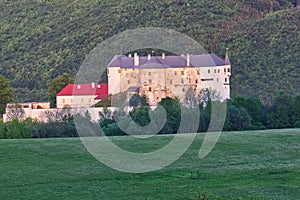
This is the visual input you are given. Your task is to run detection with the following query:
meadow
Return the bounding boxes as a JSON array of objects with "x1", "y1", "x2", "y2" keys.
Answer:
[{"x1": 0, "y1": 129, "x2": 299, "y2": 199}]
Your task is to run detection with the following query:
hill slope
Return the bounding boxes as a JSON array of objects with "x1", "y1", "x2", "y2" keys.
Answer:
[{"x1": 0, "y1": 0, "x2": 299, "y2": 101}]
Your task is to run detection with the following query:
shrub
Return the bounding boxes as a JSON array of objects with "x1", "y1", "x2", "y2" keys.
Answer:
[
  {"x1": 0, "y1": 119, "x2": 6, "y2": 139},
  {"x1": 294, "y1": 121, "x2": 300, "y2": 128},
  {"x1": 5, "y1": 119, "x2": 32, "y2": 139}
]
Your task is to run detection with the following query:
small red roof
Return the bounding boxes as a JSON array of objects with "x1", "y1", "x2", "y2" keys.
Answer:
[{"x1": 57, "y1": 83, "x2": 108, "y2": 100}]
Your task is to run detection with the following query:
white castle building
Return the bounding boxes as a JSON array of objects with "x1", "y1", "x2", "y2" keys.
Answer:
[{"x1": 107, "y1": 51, "x2": 231, "y2": 105}]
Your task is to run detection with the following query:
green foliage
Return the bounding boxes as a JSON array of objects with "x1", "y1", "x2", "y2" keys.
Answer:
[
  {"x1": 224, "y1": 105, "x2": 252, "y2": 131},
  {"x1": 5, "y1": 118, "x2": 32, "y2": 139},
  {"x1": 158, "y1": 97, "x2": 181, "y2": 134},
  {"x1": 229, "y1": 8, "x2": 300, "y2": 99},
  {"x1": 0, "y1": 119, "x2": 5, "y2": 139},
  {"x1": 102, "y1": 123, "x2": 125, "y2": 136},
  {"x1": 32, "y1": 121, "x2": 78, "y2": 138},
  {"x1": 0, "y1": 0, "x2": 299, "y2": 102},
  {"x1": 292, "y1": 95, "x2": 300, "y2": 122},
  {"x1": 0, "y1": 75, "x2": 14, "y2": 114},
  {"x1": 128, "y1": 94, "x2": 149, "y2": 107},
  {"x1": 130, "y1": 107, "x2": 151, "y2": 127},
  {"x1": 266, "y1": 91, "x2": 294, "y2": 129},
  {"x1": 94, "y1": 94, "x2": 112, "y2": 107},
  {"x1": 47, "y1": 73, "x2": 74, "y2": 108}
]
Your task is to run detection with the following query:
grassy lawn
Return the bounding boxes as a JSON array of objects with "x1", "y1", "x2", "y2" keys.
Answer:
[{"x1": 0, "y1": 129, "x2": 299, "y2": 199}]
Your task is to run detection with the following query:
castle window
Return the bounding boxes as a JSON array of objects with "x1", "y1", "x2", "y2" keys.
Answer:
[
  {"x1": 149, "y1": 87, "x2": 152, "y2": 92},
  {"x1": 181, "y1": 71, "x2": 184, "y2": 75},
  {"x1": 228, "y1": 68, "x2": 230, "y2": 72},
  {"x1": 174, "y1": 71, "x2": 177, "y2": 75},
  {"x1": 218, "y1": 69, "x2": 220, "y2": 73},
  {"x1": 195, "y1": 79, "x2": 198, "y2": 84},
  {"x1": 217, "y1": 78, "x2": 219, "y2": 82},
  {"x1": 208, "y1": 70, "x2": 210, "y2": 73},
  {"x1": 182, "y1": 88, "x2": 185, "y2": 92},
  {"x1": 224, "y1": 68, "x2": 226, "y2": 73},
  {"x1": 128, "y1": 80, "x2": 130, "y2": 84},
  {"x1": 225, "y1": 78, "x2": 227, "y2": 82},
  {"x1": 214, "y1": 69, "x2": 217, "y2": 73},
  {"x1": 148, "y1": 72, "x2": 152, "y2": 76}
]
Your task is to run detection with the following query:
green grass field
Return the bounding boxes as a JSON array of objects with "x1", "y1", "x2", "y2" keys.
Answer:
[{"x1": 0, "y1": 129, "x2": 299, "y2": 199}]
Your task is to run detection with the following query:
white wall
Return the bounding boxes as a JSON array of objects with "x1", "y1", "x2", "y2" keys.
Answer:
[
  {"x1": 108, "y1": 67, "x2": 121, "y2": 95},
  {"x1": 57, "y1": 95, "x2": 99, "y2": 108}
]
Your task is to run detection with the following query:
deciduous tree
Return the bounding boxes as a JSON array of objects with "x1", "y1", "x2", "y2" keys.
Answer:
[
  {"x1": 47, "y1": 73, "x2": 74, "y2": 108},
  {"x1": 0, "y1": 75, "x2": 14, "y2": 114}
]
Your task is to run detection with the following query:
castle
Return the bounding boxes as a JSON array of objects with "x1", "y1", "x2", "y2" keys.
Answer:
[
  {"x1": 3, "y1": 51, "x2": 231, "y2": 122},
  {"x1": 107, "y1": 51, "x2": 231, "y2": 105}
]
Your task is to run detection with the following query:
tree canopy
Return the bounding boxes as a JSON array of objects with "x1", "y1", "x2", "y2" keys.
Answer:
[
  {"x1": 0, "y1": 75, "x2": 14, "y2": 114},
  {"x1": 47, "y1": 73, "x2": 74, "y2": 108}
]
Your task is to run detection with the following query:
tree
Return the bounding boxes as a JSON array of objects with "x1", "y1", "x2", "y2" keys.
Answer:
[
  {"x1": 158, "y1": 97, "x2": 181, "y2": 134},
  {"x1": 128, "y1": 94, "x2": 149, "y2": 107},
  {"x1": 47, "y1": 73, "x2": 74, "y2": 108},
  {"x1": 6, "y1": 118, "x2": 32, "y2": 139},
  {"x1": 0, "y1": 119, "x2": 5, "y2": 139},
  {"x1": 183, "y1": 87, "x2": 197, "y2": 108},
  {"x1": 0, "y1": 75, "x2": 14, "y2": 115},
  {"x1": 292, "y1": 95, "x2": 300, "y2": 127},
  {"x1": 6, "y1": 104, "x2": 25, "y2": 122},
  {"x1": 40, "y1": 107, "x2": 73, "y2": 123},
  {"x1": 224, "y1": 105, "x2": 251, "y2": 131},
  {"x1": 266, "y1": 91, "x2": 293, "y2": 129},
  {"x1": 197, "y1": 88, "x2": 220, "y2": 108}
]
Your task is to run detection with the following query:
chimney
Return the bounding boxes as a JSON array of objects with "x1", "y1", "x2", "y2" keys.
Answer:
[
  {"x1": 128, "y1": 54, "x2": 132, "y2": 58},
  {"x1": 162, "y1": 53, "x2": 165, "y2": 60},
  {"x1": 134, "y1": 53, "x2": 139, "y2": 66},
  {"x1": 187, "y1": 54, "x2": 190, "y2": 67},
  {"x1": 77, "y1": 84, "x2": 81, "y2": 89},
  {"x1": 91, "y1": 82, "x2": 95, "y2": 89},
  {"x1": 148, "y1": 54, "x2": 151, "y2": 61}
]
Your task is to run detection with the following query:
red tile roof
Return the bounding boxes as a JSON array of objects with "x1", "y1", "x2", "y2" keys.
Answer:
[{"x1": 57, "y1": 83, "x2": 108, "y2": 100}]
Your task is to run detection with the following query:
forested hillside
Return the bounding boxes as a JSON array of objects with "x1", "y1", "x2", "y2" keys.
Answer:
[{"x1": 0, "y1": 0, "x2": 299, "y2": 102}]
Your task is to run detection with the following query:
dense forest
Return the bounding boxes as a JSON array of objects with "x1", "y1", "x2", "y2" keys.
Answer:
[{"x1": 0, "y1": 0, "x2": 299, "y2": 102}]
